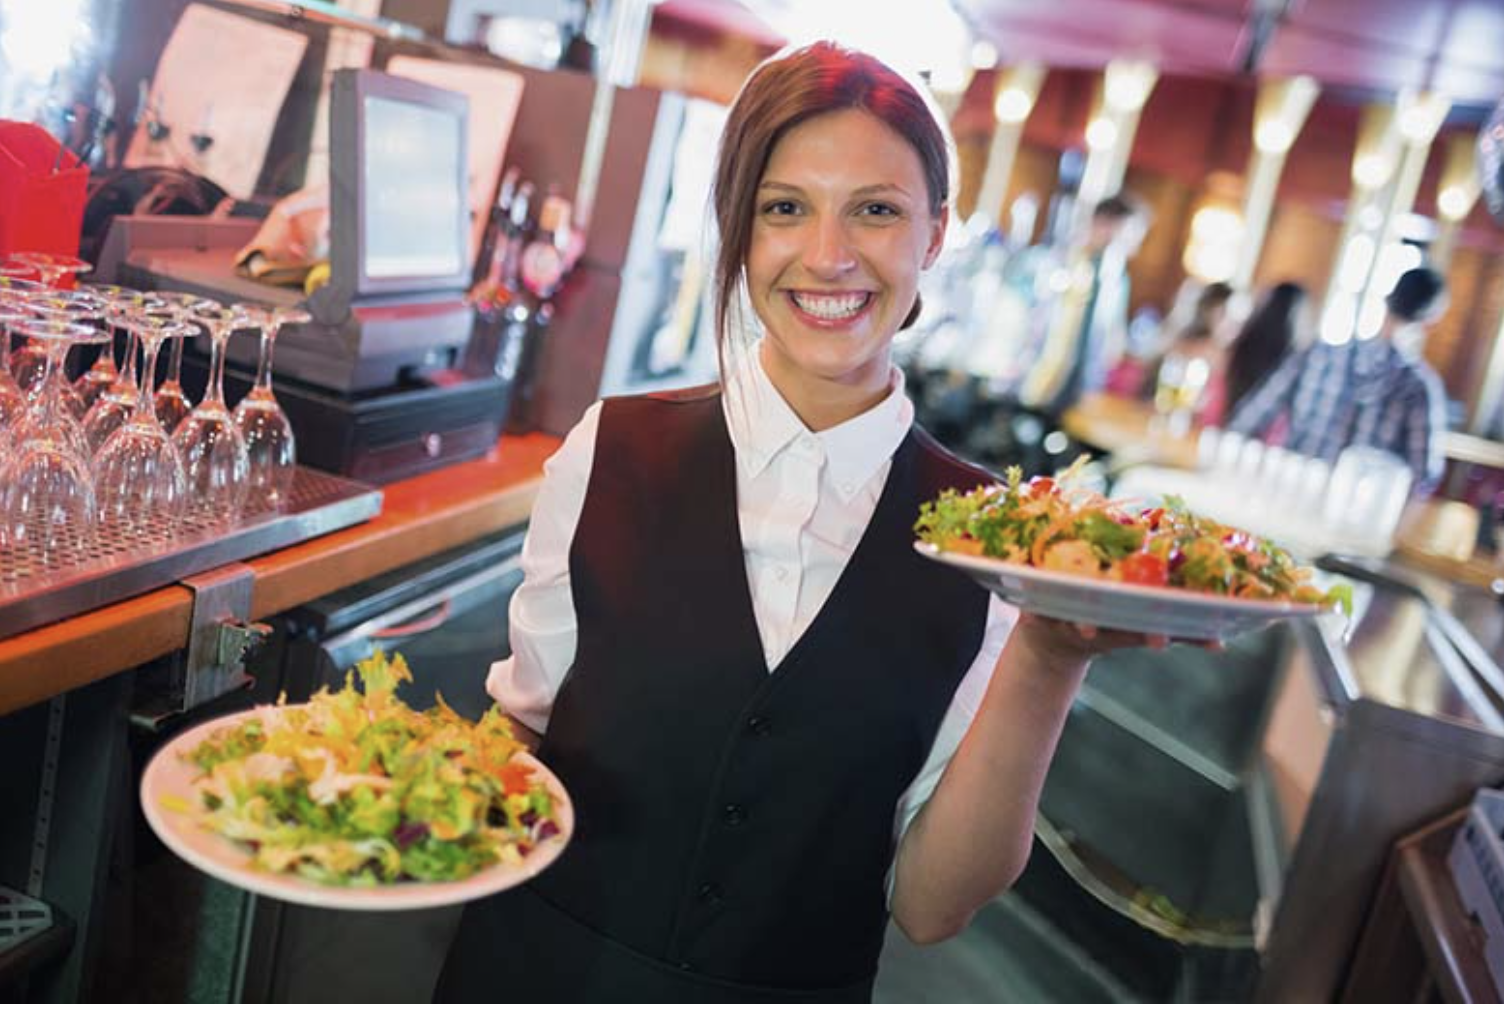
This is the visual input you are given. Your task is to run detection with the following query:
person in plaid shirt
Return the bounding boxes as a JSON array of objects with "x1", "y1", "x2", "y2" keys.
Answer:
[{"x1": 1226, "y1": 266, "x2": 1450, "y2": 495}]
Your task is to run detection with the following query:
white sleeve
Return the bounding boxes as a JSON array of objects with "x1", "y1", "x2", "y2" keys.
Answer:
[
  {"x1": 485, "y1": 401, "x2": 602, "y2": 733},
  {"x1": 891, "y1": 594, "x2": 1020, "y2": 843}
]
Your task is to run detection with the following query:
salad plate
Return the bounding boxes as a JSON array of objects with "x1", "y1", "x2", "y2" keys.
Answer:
[
  {"x1": 142, "y1": 706, "x2": 574, "y2": 912},
  {"x1": 916, "y1": 542, "x2": 1331, "y2": 641}
]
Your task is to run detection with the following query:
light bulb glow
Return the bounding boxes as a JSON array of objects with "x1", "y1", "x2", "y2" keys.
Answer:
[
  {"x1": 1438, "y1": 184, "x2": 1472, "y2": 221},
  {"x1": 1255, "y1": 119, "x2": 1295, "y2": 154},
  {"x1": 1085, "y1": 116, "x2": 1118, "y2": 150},
  {"x1": 994, "y1": 86, "x2": 1033, "y2": 124}
]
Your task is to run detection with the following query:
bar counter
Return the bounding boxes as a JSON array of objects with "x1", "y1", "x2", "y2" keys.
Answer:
[{"x1": 0, "y1": 434, "x2": 560, "y2": 716}]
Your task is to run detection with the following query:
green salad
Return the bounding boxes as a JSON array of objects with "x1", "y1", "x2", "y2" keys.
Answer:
[
  {"x1": 165, "y1": 650, "x2": 561, "y2": 886},
  {"x1": 916, "y1": 463, "x2": 1352, "y2": 611}
]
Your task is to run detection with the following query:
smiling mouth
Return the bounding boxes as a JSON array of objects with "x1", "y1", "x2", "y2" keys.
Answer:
[{"x1": 787, "y1": 290, "x2": 873, "y2": 324}]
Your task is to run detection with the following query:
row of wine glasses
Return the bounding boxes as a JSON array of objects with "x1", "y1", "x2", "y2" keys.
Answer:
[{"x1": 0, "y1": 253, "x2": 307, "y2": 566}]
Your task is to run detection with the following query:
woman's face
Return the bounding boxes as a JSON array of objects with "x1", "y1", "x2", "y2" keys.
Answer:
[{"x1": 746, "y1": 108, "x2": 946, "y2": 421}]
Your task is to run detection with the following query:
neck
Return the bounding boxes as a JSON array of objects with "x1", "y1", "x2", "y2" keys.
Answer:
[
  {"x1": 1380, "y1": 314, "x2": 1422, "y2": 353},
  {"x1": 758, "y1": 344, "x2": 892, "y2": 432}
]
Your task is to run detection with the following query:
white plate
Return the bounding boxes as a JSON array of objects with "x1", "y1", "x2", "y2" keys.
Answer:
[
  {"x1": 141, "y1": 707, "x2": 573, "y2": 912},
  {"x1": 916, "y1": 542, "x2": 1331, "y2": 641}
]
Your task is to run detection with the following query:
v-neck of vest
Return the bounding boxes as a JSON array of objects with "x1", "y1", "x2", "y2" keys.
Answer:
[{"x1": 713, "y1": 409, "x2": 920, "y2": 689}]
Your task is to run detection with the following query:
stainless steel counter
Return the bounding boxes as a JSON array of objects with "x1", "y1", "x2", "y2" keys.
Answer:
[{"x1": 1021, "y1": 560, "x2": 1504, "y2": 1001}]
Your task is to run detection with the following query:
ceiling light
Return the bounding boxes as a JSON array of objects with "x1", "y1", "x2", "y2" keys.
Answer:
[
  {"x1": 1439, "y1": 185, "x2": 1472, "y2": 221},
  {"x1": 994, "y1": 86, "x2": 1033, "y2": 124},
  {"x1": 1254, "y1": 120, "x2": 1294, "y2": 154},
  {"x1": 1085, "y1": 116, "x2": 1117, "y2": 150}
]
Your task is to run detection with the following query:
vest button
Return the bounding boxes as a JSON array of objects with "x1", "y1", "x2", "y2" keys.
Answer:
[
  {"x1": 747, "y1": 715, "x2": 771, "y2": 736},
  {"x1": 722, "y1": 803, "x2": 747, "y2": 826},
  {"x1": 697, "y1": 882, "x2": 724, "y2": 904}
]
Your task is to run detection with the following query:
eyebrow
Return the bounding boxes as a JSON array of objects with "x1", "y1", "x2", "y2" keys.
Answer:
[{"x1": 757, "y1": 181, "x2": 914, "y2": 198}]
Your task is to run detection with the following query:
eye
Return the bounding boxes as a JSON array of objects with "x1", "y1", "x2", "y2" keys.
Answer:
[
  {"x1": 761, "y1": 199, "x2": 801, "y2": 217},
  {"x1": 858, "y1": 201, "x2": 901, "y2": 219}
]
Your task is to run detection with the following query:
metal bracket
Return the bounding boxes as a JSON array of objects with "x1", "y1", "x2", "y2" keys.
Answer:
[{"x1": 180, "y1": 563, "x2": 270, "y2": 713}]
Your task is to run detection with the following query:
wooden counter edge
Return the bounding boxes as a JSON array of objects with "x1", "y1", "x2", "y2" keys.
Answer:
[{"x1": 0, "y1": 434, "x2": 559, "y2": 717}]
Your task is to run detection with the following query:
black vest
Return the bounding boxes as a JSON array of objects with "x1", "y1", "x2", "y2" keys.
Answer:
[{"x1": 524, "y1": 386, "x2": 994, "y2": 993}]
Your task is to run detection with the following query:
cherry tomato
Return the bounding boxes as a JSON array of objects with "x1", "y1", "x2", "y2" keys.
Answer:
[{"x1": 1119, "y1": 551, "x2": 1170, "y2": 587}]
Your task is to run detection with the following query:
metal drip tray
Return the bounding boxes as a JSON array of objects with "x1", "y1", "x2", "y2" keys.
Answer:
[{"x1": 0, "y1": 467, "x2": 383, "y2": 640}]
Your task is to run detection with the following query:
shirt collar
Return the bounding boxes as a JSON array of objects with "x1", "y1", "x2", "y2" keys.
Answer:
[{"x1": 722, "y1": 346, "x2": 914, "y2": 499}]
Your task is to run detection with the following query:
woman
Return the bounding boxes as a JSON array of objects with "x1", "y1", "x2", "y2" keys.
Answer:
[
  {"x1": 1142, "y1": 280, "x2": 1235, "y2": 424},
  {"x1": 436, "y1": 41, "x2": 1168, "y2": 1002},
  {"x1": 1223, "y1": 281, "x2": 1307, "y2": 418}
]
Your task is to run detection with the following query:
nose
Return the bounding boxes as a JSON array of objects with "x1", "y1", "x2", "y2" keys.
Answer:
[{"x1": 804, "y1": 213, "x2": 858, "y2": 279}]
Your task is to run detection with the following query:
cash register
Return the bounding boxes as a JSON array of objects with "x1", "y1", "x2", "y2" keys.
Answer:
[{"x1": 103, "y1": 69, "x2": 514, "y2": 483}]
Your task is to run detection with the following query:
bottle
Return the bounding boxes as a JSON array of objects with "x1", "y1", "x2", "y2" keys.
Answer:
[
  {"x1": 474, "y1": 166, "x2": 521, "y2": 292},
  {"x1": 507, "y1": 186, "x2": 577, "y2": 434}
]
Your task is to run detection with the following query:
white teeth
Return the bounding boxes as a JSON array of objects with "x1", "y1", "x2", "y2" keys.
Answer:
[{"x1": 792, "y1": 292, "x2": 868, "y2": 319}]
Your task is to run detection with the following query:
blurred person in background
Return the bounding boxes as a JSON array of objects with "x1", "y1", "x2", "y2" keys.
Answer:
[
  {"x1": 1222, "y1": 281, "x2": 1308, "y2": 419},
  {"x1": 1226, "y1": 267, "x2": 1449, "y2": 495},
  {"x1": 1125, "y1": 280, "x2": 1235, "y2": 422},
  {"x1": 1017, "y1": 193, "x2": 1148, "y2": 418}
]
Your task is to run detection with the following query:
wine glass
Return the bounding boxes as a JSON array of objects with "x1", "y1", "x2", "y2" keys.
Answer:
[
  {"x1": 92, "y1": 314, "x2": 201, "y2": 541},
  {"x1": 0, "y1": 304, "x2": 33, "y2": 431},
  {"x1": 147, "y1": 291, "x2": 206, "y2": 434},
  {"x1": 0, "y1": 276, "x2": 52, "y2": 387},
  {"x1": 231, "y1": 302, "x2": 309, "y2": 508},
  {"x1": 173, "y1": 300, "x2": 252, "y2": 523},
  {"x1": 0, "y1": 319, "x2": 107, "y2": 560},
  {"x1": 80, "y1": 308, "x2": 145, "y2": 453},
  {"x1": 12, "y1": 291, "x2": 107, "y2": 416},
  {"x1": 11, "y1": 252, "x2": 92, "y2": 290},
  {"x1": 73, "y1": 284, "x2": 151, "y2": 407}
]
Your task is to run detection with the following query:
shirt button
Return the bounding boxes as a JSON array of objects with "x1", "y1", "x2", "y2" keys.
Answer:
[
  {"x1": 676, "y1": 960, "x2": 695, "y2": 972},
  {"x1": 747, "y1": 715, "x2": 771, "y2": 737},
  {"x1": 697, "y1": 882, "x2": 725, "y2": 904},
  {"x1": 774, "y1": 565, "x2": 789, "y2": 582},
  {"x1": 722, "y1": 803, "x2": 747, "y2": 826}
]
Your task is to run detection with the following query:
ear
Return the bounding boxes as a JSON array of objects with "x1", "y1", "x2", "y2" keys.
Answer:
[{"x1": 921, "y1": 206, "x2": 949, "y2": 270}]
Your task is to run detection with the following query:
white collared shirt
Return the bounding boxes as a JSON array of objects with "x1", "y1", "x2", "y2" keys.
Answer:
[{"x1": 488, "y1": 351, "x2": 1017, "y2": 843}]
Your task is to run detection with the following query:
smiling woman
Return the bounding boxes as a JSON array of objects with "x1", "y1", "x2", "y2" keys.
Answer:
[{"x1": 436, "y1": 40, "x2": 1168, "y2": 1004}]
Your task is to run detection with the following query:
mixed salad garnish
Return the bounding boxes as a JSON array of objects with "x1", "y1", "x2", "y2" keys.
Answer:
[
  {"x1": 915, "y1": 461, "x2": 1352, "y2": 611},
  {"x1": 163, "y1": 649, "x2": 562, "y2": 886}
]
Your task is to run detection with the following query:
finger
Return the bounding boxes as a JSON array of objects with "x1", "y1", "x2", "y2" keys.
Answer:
[{"x1": 1076, "y1": 623, "x2": 1098, "y2": 640}]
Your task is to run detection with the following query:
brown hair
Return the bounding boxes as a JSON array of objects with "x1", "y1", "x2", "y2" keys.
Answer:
[{"x1": 710, "y1": 41, "x2": 951, "y2": 347}]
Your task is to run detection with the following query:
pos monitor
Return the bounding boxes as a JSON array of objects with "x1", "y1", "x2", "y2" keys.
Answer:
[{"x1": 327, "y1": 68, "x2": 472, "y2": 301}]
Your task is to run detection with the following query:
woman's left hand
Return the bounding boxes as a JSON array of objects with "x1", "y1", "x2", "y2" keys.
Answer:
[{"x1": 1011, "y1": 611, "x2": 1223, "y2": 671}]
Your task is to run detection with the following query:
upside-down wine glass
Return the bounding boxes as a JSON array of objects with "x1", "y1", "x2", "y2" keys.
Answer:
[
  {"x1": 11, "y1": 252, "x2": 92, "y2": 290},
  {"x1": 92, "y1": 314, "x2": 201, "y2": 542},
  {"x1": 73, "y1": 284, "x2": 150, "y2": 407},
  {"x1": 0, "y1": 276, "x2": 51, "y2": 386},
  {"x1": 147, "y1": 291, "x2": 205, "y2": 434},
  {"x1": 174, "y1": 300, "x2": 252, "y2": 523},
  {"x1": 0, "y1": 319, "x2": 107, "y2": 560},
  {"x1": 0, "y1": 303, "x2": 32, "y2": 432},
  {"x1": 13, "y1": 291, "x2": 106, "y2": 420},
  {"x1": 231, "y1": 302, "x2": 309, "y2": 508},
  {"x1": 81, "y1": 307, "x2": 147, "y2": 453}
]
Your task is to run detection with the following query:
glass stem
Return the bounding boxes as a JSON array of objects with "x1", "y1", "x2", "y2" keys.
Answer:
[
  {"x1": 121, "y1": 328, "x2": 140, "y2": 387},
  {"x1": 166, "y1": 333, "x2": 185, "y2": 386},
  {"x1": 253, "y1": 325, "x2": 277, "y2": 394},
  {"x1": 206, "y1": 324, "x2": 229, "y2": 407},
  {"x1": 136, "y1": 334, "x2": 163, "y2": 421},
  {"x1": 40, "y1": 341, "x2": 63, "y2": 420}
]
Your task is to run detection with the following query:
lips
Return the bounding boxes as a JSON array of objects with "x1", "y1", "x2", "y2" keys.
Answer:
[{"x1": 786, "y1": 290, "x2": 873, "y2": 325}]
